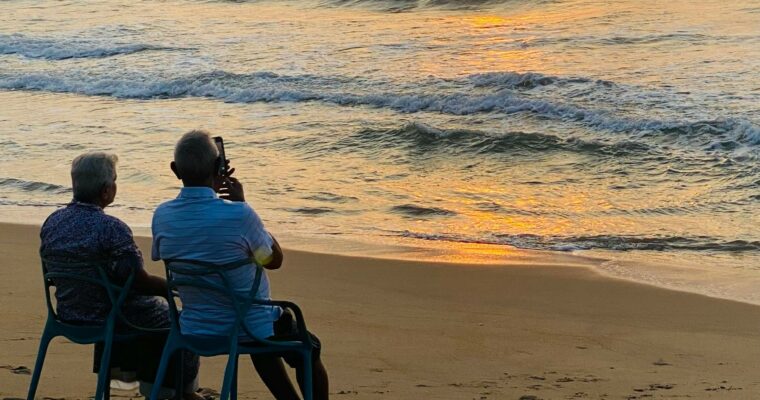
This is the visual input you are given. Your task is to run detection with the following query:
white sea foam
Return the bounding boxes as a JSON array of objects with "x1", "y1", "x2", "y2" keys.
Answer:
[
  {"x1": 0, "y1": 34, "x2": 178, "y2": 60},
  {"x1": 596, "y1": 255, "x2": 760, "y2": 306},
  {"x1": 1, "y1": 70, "x2": 757, "y2": 151},
  {"x1": 400, "y1": 230, "x2": 760, "y2": 253},
  {"x1": 0, "y1": 177, "x2": 70, "y2": 194}
]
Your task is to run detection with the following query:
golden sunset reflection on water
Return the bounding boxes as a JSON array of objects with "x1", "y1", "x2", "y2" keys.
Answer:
[{"x1": 1, "y1": 0, "x2": 758, "y2": 302}]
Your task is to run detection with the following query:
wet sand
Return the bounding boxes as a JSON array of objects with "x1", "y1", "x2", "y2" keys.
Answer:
[{"x1": 1, "y1": 222, "x2": 759, "y2": 399}]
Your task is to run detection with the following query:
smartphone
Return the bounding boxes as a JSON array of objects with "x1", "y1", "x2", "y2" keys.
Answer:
[{"x1": 213, "y1": 136, "x2": 227, "y2": 176}]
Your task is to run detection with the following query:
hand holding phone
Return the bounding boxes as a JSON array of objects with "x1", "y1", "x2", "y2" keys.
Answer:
[
  {"x1": 213, "y1": 136, "x2": 245, "y2": 202},
  {"x1": 213, "y1": 136, "x2": 227, "y2": 177},
  {"x1": 218, "y1": 176, "x2": 246, "y2": 202}
]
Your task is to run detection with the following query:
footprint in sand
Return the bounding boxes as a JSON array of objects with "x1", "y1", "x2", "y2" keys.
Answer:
[
  {"x1": 526, "y1": 384, "x2": 543, "y2": 390},
  {"x1": 629, "y1": 382, "x2": 675, "y2": 398},
  {"x1": 0, "y1": 365, "x2": 31, "y2": 375},
  {"x1": 7, "y1": 337, "x2": 33, "y2": 341},
  {"x1": 704, "y1": 380, "x2": 742, "y2": 392}
]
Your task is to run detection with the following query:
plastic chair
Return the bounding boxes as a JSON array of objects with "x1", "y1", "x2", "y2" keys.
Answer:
[
  {"x1": 27, "y1": 257, "x2": 176, "y2": 400},
  {"x1": 149, "y1": 258, "x2": 314, "y2": 400}
]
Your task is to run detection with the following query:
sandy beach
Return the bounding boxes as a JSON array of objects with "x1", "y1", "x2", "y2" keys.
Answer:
[
  {"x1": 2, "y1": 0, "x2": 759, "y2": 398},
  {"x1": 0, "y1": 222, "x2": 758, "y2": 399}
]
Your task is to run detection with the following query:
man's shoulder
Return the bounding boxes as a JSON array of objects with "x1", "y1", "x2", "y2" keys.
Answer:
[
  {"x1": 153, "y1": 198, "x2": 176, "y2": 215},
  {"x1": 204, "y1": 199, "x2": 260, "y2": 226},
  {"x1": 151, "y1": 199, "x2": 181, "y2": 231},
  {"x1": 153, "y1": 196, "x2": 255, "y2": 221}
]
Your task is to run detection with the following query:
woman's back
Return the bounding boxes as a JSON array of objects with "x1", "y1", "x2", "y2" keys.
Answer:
[{"x1": 40, "y1": 200, "x2": 164, "y2": 327}]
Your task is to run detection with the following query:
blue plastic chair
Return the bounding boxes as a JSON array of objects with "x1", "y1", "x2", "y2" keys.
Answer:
[
  {"x1": 149, "y1": 258, "x2": 314, "y2": 400},
  {"x1": 28, "y1": 257, "x2": 177, "y2": 400}
]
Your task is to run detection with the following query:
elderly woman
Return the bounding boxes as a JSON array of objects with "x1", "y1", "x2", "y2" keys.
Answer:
[{"x1": 39, "y1": 152, "x2": 202, "y2": 399}]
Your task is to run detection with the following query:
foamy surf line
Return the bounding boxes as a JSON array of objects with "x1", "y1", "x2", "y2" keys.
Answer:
[
  {"x1": 1, "y1": 70, "x2": 758, "y2": 149},
  {"x1": 0, "y1": 177, "x2": 70, "y2": 195},
  {"x1": 594, "y1": 254, "x2": 760, "y2": 307},
  {"x1": 398, "y1": 230, "x2": 760, "y2": 253},
  {"x1": 0, "y1": 34, "x2": 185, "y2": 60},
  {"x1": 395, "y1": 230, "x2": 760, "y2": 254},
  {"x1": 3, "y1": 217, "x2": 760, "y2": 309},
  {"x1": 394, "y1": 230, "x2": 760, "y2": 306}
]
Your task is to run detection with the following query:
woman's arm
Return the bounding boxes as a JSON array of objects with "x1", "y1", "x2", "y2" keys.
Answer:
[{"x1": 132, "y1": 269, "x2": 169, "y2": 297}]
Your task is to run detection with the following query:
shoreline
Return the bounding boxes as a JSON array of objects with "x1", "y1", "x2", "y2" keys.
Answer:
[
  {"x1": 3, "y1": 217, "x2": 760, "y2": 308},
  {"x1": 3, "y1": 222, "x2": 760, "y2": 398}
]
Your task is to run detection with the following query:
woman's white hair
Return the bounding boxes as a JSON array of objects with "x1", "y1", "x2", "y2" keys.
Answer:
[
  {"x1": 71, "y1": 152, "x2": 118, "y2": 202},
  {"x1": 174, "y1": 129, "x2": 219, "y2": 181}
]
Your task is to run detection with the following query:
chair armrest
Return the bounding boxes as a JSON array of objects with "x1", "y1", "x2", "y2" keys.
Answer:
[{"x1": 249, "y1": 299, "x2": 309, "y2": 339}]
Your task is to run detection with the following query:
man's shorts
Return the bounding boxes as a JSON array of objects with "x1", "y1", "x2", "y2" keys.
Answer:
[{"x1": 270, "y1": 308, "x2": 322, "y2": 368}]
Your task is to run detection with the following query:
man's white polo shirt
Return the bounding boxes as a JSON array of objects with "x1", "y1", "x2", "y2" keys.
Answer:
[{"x1": 151, "y1": 186, "x2": 279, "y2": 339}]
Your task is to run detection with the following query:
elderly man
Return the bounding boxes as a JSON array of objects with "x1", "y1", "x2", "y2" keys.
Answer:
[
  {"x1": 151, "y1": 130, "x2": 329, "y2": 400},
  {"x1": 39, "y1": 152, "x2": 202, "y2": 399}
]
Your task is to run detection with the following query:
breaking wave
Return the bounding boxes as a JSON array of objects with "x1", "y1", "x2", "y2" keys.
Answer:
[
  {"x1": 1, "y1": 69, "x2": 758, "y2": 150},
  {"x1": 400, "y1": 231, "x2": 760, "y2": 253},
  {"x1": 467, "y1": 71, "x2": 606, "y2": 88},
  {"x1": 0, "y1": 34, "x2": 181, "y2": 60},
  {"x1": 342, "y1": 121, "x2": 652, "y2": 157},
  {"x1": 0, "y1": 178, "x2": 70, "y2": 194},
  {"x1": 518, "y1": 32, "x2": 739, "y2": 49}
]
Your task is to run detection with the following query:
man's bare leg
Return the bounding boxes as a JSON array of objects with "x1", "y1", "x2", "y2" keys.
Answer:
[
  {"x1": 251, "y1": 355, "x2": 300, "y2": 400},
  {"x1": 295, "y1": 358, "x2": 329, "y2": 400}
]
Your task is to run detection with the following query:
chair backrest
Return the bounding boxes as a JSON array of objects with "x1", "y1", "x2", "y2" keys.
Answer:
[
  {"x1": 163, "y1": 258, "x2": 265, "y2": 340},
  {"x1": 40, "y1": 255, "x2": 136, "y2": 328}
]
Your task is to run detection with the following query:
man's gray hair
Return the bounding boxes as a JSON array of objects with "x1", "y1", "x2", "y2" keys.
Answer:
[
  {"x1": 174, "y1": 129, "x2": 219, "y2": 181},
  {"x1": 71, "y1": 152, "x2": 118, "y2": 202}
]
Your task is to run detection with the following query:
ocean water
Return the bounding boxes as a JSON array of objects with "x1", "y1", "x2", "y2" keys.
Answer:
[{"x1": 1, "y1": 1, "x2": 758, "y2": 301}]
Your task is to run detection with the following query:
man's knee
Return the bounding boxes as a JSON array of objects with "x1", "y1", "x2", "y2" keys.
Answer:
[{"x1": 250, "y1": 354, "x2": 285, "y2": 369}]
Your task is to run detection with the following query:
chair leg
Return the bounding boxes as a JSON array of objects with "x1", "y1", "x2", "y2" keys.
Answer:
[
  {"x1": 219, "y1": 349, "x2": 238, "y2": 400},
  {"x1": 26, "y1": 331, "x2": 53, "y2": 400},
  {"x1": 301, "y1": 352, "x2": 313, "y2": 400},
  {"x1": 95, "y1": 337, "x2": 115, "y2": 400},
  {"x1": 173, "y1": 351, "x2": 184, "y2": 400},
  {"x1": 230, "y1": 356, "x2": 238, "y2": 400},
  {"x1": 150, "y1": 343, "x2": 177, "y2": 400},
  {"x1": 103, "y1": 365, "x2": 111, "y2": 400}
]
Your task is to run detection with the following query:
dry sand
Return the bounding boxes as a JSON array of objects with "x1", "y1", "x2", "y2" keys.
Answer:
[{"x1": 1, "y1": 222, "x2": 760, "y2": 399}]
